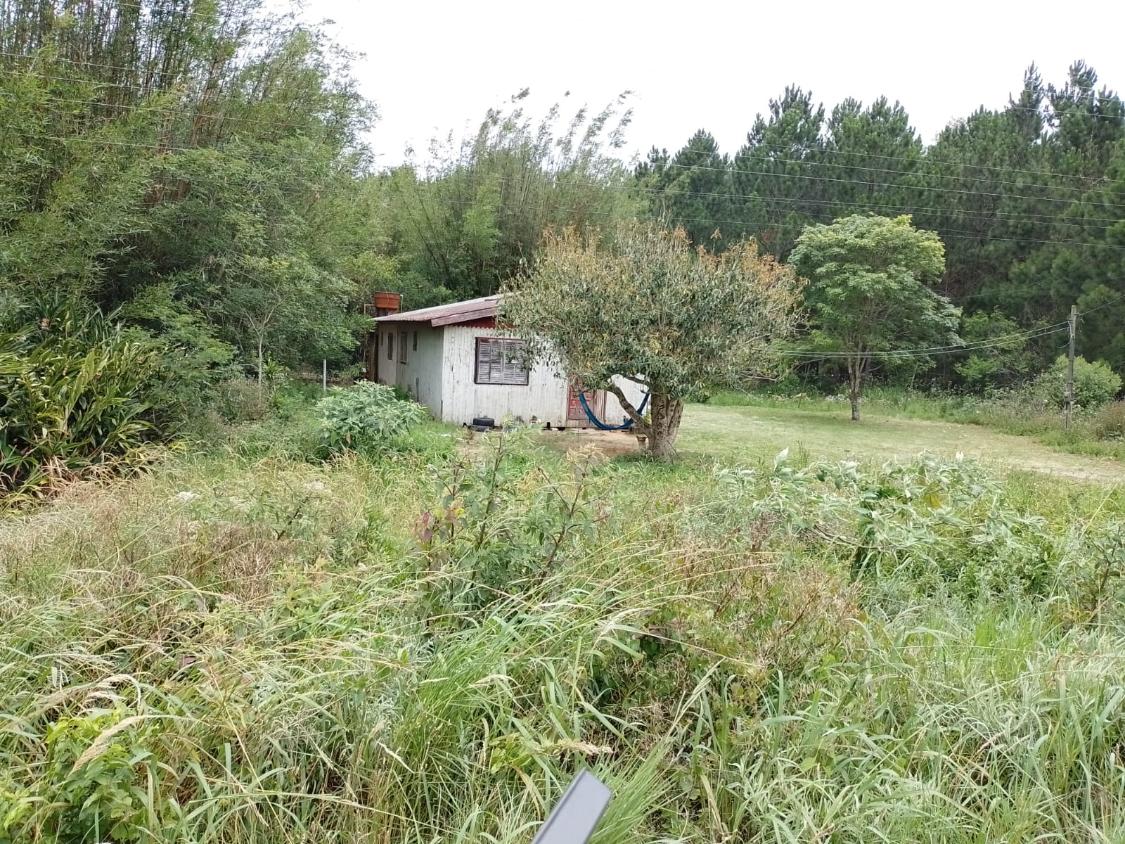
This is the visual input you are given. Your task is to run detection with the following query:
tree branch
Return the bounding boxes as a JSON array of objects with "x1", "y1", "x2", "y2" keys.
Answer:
[{"x1": 604, "y1": 382, "x2": 649, "y2": 433}]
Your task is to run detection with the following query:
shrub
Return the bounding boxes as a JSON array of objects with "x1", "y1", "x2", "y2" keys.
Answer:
[
  {"x1": 316, "y1": 382, "x2": 428, "y2": 455},
  {"x1": 0, "y1": 299, "x2": 162, "y2": 500},
  {"x1": 955, "y1": 310, "x2": 1039, "y2": 391},
  {"x1": 1036, "y1": 355, "x2": 1122, "y2": 409},
  {"x1": 1092, "y1": 401, "x2": 1125, "y2": 440},
  {"x1": 213, "y1": 377, "x2": 274, "y2": 422}
]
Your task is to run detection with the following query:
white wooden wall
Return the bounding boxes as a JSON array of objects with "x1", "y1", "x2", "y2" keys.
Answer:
[
  {"x1": 440, "y1": 326, "x2": 647, "y2": 428},
  {"x1": 441, "y1": 326, "x2": 567, "y2": 425},
  {"x1": 603, "y1": 375, "x2": 648, "y2": 425},
  {"x1": 375, "y1": 324, "x2": 445, "y2": 416},
  {"x1": 375, "y1": 322, "x2": 648, "y2": 428}
]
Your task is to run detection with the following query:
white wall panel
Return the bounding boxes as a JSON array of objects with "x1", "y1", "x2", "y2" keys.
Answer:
[{"x1": 375, "y1": 324, "x2": 444, "y2": 417}]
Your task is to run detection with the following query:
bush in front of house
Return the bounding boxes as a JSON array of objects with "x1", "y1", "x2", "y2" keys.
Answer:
[
  {"x1": 316, "y1": 382, "x2": 428, "y2": 455},
  {"x1": 1035, "y1": 355, "x2": 1122, "y2": 410}
]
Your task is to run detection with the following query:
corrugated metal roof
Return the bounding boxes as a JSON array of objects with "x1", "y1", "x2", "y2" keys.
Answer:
[{"x1": 374, "y1": 295, "x2": 501, "y2": 327}]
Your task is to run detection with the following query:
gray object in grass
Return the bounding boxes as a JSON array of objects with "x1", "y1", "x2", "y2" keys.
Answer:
[{"x1": 532, "y1": 770, "x2": 612, "y2": 844}]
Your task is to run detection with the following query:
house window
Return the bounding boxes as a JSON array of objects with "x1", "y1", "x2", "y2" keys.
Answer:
[
  {"x1": 387, "y1": 331, "x2": 394, "y2": 361},
  {"x1": 412, "y1": 330, "x2": 418, "y2": 352},
  {"x1": 399, "y1": 331, "x2": 407, "y2": 363},
  {"x1": 475, "y1": 337, "x2": 529, "y2": 386}
]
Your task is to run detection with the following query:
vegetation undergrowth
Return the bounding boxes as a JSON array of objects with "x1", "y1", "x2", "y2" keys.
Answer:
[{"x1": 0, "y1": 413, "x2": 1122, "y2": 842}]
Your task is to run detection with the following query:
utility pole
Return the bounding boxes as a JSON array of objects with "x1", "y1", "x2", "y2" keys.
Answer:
[
  {"x1": 1065, "y1": 304, "x2": 1077, "y2": 430},
  {"x1": 322, "y1": 359, "x2": 328, "y2": 394}
]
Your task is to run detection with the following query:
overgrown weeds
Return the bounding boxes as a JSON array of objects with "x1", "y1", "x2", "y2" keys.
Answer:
[{"x1": 0, "y1": 427, "x2": 1121, "y2": 842}]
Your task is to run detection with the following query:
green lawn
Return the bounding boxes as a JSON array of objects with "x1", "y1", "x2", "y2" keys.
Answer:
[
  {"x1": 683, "y1": 404, "x2": 1124, "y2": 482},
  {"x1": 566, "y1": 403, "x2": 1124, "y2": 484}
]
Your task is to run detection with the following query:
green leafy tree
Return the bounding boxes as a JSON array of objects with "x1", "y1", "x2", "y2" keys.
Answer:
[
  {"x1": 503, "y1": 222, "x2": 803, "y2": 458},
  {"x1": 955, "y1": 310, "x2": 1042, "y2": 391},
  {"x1": 382, "y1": 91, "x2": 637, "y2": 302},
  {"x1": 789, "y1": 215, "x2": 959, "y2": 420},
  {"x1": 0, "y1": 0, "x2": 378, "y2": 393},
  {"x1": 916, "y1": 78, "x2": 1048, "y2": 306}
]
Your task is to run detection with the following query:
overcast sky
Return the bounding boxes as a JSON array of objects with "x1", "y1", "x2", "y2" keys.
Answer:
[{"x1": 296, "y1": 0, "x2": 1125, "y2": 169}]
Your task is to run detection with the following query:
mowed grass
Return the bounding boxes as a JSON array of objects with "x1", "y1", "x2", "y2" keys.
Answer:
[{"x1": 676, "y1": 403, "x2": 1124, "y2": 483}]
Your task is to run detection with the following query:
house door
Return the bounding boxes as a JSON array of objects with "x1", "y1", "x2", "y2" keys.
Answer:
[{"x1": 567, "y1": 383, "x2": 604, "y2": 426}]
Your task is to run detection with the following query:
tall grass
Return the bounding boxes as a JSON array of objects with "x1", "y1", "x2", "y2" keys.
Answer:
[{"x1": 0, "y1": 425, "x2": 1122, "y2": 842}]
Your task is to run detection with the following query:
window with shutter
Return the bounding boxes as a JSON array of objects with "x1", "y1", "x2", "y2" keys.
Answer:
[{"x1": 474, "y1": 338, "x2": 529, "y2": 385}]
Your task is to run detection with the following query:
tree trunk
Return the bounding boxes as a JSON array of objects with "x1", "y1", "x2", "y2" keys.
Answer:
[
  {"x1": 257, "y1": 336, "x2": 264, "y2": 395},
  {"x1": 847, "y1": 355, "x2": 864, "y2": 422},
  {"x1": 646, "y1": 393, "x2": 684, "y2": 460},
  {"x1": 603, "y1": 382, "x2": 682, "y2": 460}
]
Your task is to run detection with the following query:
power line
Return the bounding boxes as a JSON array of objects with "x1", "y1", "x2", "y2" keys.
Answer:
[
  {"x1": 409, "y1": 164, "x2": 1123, "y2": 236},
  {"x1": 23, "y1": 68, "x2": 1100, "y2": 197},
  {"x1": 655, "y1": 139, "x2": 1108, "y2": 186},
  {"x1": 3, "y1": 124, "x2": 1123, "y2": 253},
  {"x1": 7, "y1": 102, "x2": 1115, "y2": 232},
  {"x1": 11, "y1": 113, "x2": 1116, "y2": 228},
  {"x1": 630, "y1": 181, "x2": 1122, "y2": 230},
  {"x1": 11, "y1": 99, "x2": 1109, "y2": 228},
  {"x1": 1078, "y1": 290, "x2": 1125, "y2": 316},
  {"x1": 0, "y1": 65, "x2": 177, "y2": 91},
  {"x1": 396, "y1": 176, "x2": 1125, "y2": 253},
  {"x1": 9, "y1": 84, "x2": 1110, "y2": 208},
  {"x1": 729, "y1": 151, "x2": 1100, "y2": 195},
  {"x1": 999, "y1": 101, "x2": 1124, "y2": 124},
  {"x1": 647, "y1": 159, "x2": 1123, "y2": 210},
  {"x1": 780, "y1": 324, "x2": 1070, "y2": 361},
  {"x1": 651, "y1": 210, "x2": 1125, "y2": 252}
]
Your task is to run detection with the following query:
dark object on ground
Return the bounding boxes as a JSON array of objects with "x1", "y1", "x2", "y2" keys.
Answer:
[
  {"x1": 532, "y1": 770, "x2": 612, "y2": 844},
  {"x1": 471, "y1": 416, "x2": 495, "y2": 429}
]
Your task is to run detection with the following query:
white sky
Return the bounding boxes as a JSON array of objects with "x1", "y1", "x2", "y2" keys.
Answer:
[{"x1": 296, "y1": 0, "x2": 1125, "y2": 169}]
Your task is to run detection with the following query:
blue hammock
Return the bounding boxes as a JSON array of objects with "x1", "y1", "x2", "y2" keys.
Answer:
[{"x1": 577, "y1": 389, "x2": 650, "y2": 431}]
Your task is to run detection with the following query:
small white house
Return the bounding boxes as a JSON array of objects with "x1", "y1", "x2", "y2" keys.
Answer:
[{"x1": 371, "y1": 294, "x2": 646, "y2": 428}]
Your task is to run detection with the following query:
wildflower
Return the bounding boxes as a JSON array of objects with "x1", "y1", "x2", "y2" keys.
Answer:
[{"x1": 173, "y1": 491, "x2": 198, "y2": 504}]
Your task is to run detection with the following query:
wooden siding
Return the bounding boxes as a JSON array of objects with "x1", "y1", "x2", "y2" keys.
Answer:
[
  {"x1": 442, "y1": 326, "x2": 565, "y2": 425},
  {"x1": 441, "y1": 326, "x2": 646, "y2": 427},
  {"x1": 375, "y1": 324, "x2": 444, "y2": 416},
  {"x1": 376, "y1": 323, "x2": 647, "y2": 428}
]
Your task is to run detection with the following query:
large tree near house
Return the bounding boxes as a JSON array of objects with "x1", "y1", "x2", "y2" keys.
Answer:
[
  {"x1": 788, "y1": 214, "x2": 959, "y2": 422},
  {"x1": 502, "y1": 222, "x2": 803, "y2": 459}
]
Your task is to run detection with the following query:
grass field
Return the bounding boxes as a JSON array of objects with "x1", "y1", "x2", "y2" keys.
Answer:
[
  {"x1": 707, "y1": 388, "x2": 1125, "y2": 462},
  {"x1": 1, "y1": 397, "x2": 1123, "y2": 842},
  {"x1": 679, "y1": 403, "x2": 1125, "y2": 483}
]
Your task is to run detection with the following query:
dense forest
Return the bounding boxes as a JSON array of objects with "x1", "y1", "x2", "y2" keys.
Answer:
[
  {"x1": 639, "y1": 73, "x2": 1125, "y2": 376},
  {"x1": 1, "y1": 0, "x2": 1123, "y2": 425}
]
